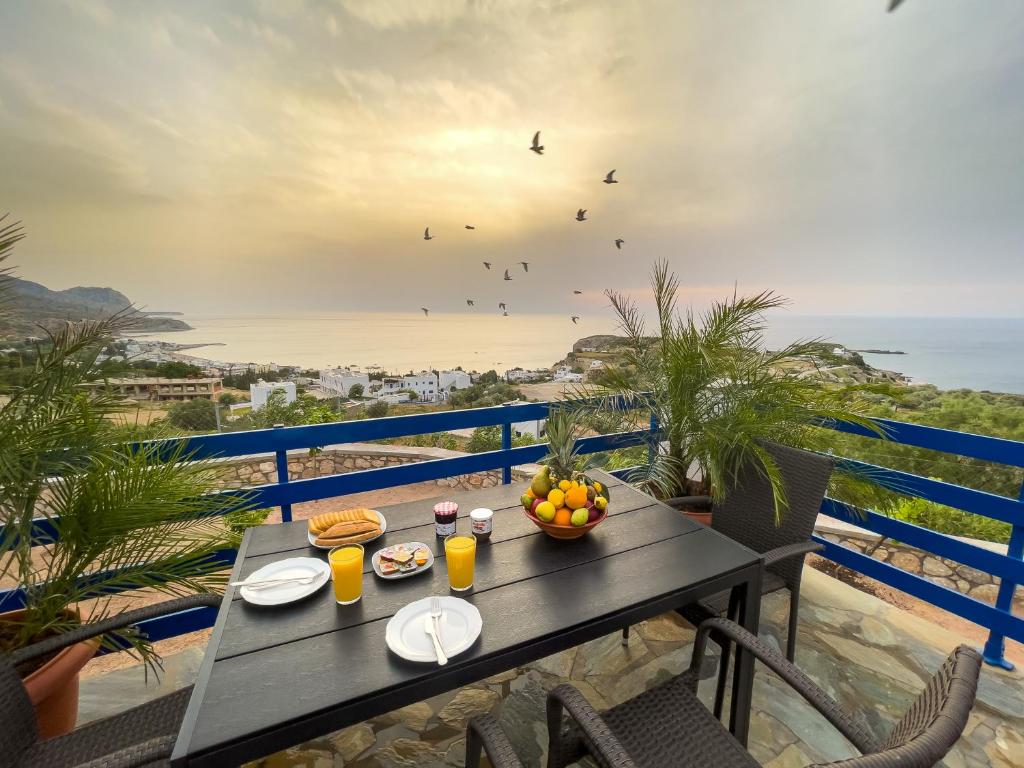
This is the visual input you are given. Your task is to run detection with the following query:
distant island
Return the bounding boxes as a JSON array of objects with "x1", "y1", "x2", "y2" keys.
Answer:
[
  {"x1": 853, "y1": 349, "x2": 907, "y2": 355},
  {"x1": 0, "y1": 278, "x2": 192, "y2": 338}
]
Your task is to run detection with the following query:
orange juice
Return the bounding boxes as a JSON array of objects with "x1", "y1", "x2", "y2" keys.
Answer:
[
  {"x1": 329, "y1": 545, "x2": 364, "y2": 605},
  {"x1": 444, "y1": 535, "x2": 476, "y2": 591}
]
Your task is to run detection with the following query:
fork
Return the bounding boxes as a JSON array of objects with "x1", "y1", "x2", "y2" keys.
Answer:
[
  {"x1": 424, "y1": 597, "x2": 448, "y2": 665},
  {"x1": 431, "y1": 596, "x2": 448, "y2": 662}
]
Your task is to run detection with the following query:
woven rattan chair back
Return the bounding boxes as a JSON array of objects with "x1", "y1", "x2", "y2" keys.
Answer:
[
  {"x1": 0, "y1": 654, "x2": 38, "y2": 763},
  {"x1": 711, "y1": 442, "x2": 832, "y2": 592}
]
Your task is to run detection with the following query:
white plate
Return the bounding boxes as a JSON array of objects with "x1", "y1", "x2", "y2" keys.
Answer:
[
  {"x1": 307, "y1": 510, "x2": 387, "y2": 550},
  {"x1": 372, "y1": 542, "x2": 434, "y2": 580},
  {"x1": 385, "y1": 596, "x2": 482, "y2": 663},
  {"x1": 238, "y1": 557, "x2": 331, "y2": 606}
]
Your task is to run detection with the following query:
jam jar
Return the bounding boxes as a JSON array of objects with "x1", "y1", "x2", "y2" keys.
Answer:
[{"x1": 433, "y1": 501, "x2": 458, "y2": 538}]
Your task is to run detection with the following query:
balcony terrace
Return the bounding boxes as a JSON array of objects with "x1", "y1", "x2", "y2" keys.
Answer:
[{"x1": 4, "y1": 399, "x2": 1023, "y2": 767}]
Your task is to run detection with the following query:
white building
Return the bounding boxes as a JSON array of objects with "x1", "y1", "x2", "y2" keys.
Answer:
[
  {"x1": 250, "y1": 380, "x2": 296, "y2": 411},
  {"x1": 375, "y1": 371, "x2": 438, "y2": 402},
  {"x1": 506, "y1": 368, "x2": 550, "y2": 383},
  {"x1": 438, "y1": 369, "x2": 471, "y2": 398},
  {"x1": 553, "y1": 365, "x2": 583, "y2": 383},
  {"x1": 589, "y1": 360, "x2": 605, "y2": 369},
  {"x1": 376, "y1": 392, "x2": 412, "y2": 405},
  {"x1": 320, "y1": 367, "x2": 371, "y2": 397}
]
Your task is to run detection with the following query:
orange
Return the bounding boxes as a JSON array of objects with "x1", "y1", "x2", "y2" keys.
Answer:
[
  {"x1": 553, "y1": 507, "x2": 573, "y2": 526},
  {"x1": 547, "y1": 488, "x2": 566, "y2": 508},
  {"x1": 565, "y1": 485, "x2": 589, "y2": 510}
]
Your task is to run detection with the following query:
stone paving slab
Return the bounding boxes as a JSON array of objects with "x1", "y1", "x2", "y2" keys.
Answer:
[{"x1": 77, "y1": 567, "x2": 1023, "y2": 767}]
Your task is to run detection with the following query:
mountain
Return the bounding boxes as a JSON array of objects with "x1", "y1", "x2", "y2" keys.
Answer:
[{"x1": 0, "y1": 278, "x2": 191, "y2": 337}]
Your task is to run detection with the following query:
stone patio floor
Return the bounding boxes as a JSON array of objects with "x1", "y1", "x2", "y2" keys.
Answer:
[{"x1": 79, "y1": 567, "x2": 1023, "y2": 767}]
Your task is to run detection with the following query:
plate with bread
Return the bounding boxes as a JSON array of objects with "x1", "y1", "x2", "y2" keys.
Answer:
[
  {"x1": 307, "y1": 508, "x2": 386, "y2": 549},
  {"x1": 372, "y1": 542, "x2": 433, "y2": 579}
]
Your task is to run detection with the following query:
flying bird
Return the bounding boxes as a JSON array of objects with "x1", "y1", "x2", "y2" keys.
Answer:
[
  {"x1": 573, "y1": 290, "x2": 583, "y2": 295},
  {"x1": 571, "y1": 316, "x2": 579, "y2": 324},
  {"x1": 576, "y1": 209, "x2": 587, "y2": 222},
  {"x1": 615, "y1": 238, "x2": 624, "y2": 249},
  {"x1": 499, "y1": 302, "x2": 506, "y2": 311},
  {"x1": 519, "y1": 261, "x2": 529, "y2": 272},
  {"x1": 503, "y1": 269, "x2": 512, "y2": 281},
  {"x1": 888, "y1": 0, "x2": 906, "y2": 10},
  {"x1": 482, "y1": 261, "x2": 492, "y2": 270},
  {"x1": 603, "y1": 170, "x2": 618, "y2": 184},
  {"x1": 421, "y1": 307, "x2": 430, "y2": 317},
  {"x1": 530, "y1": 131, "x2": 544, "y2": 155},
  {"x1": 466, "y1": 299, "x2": 475, "y2": 306},
  {"x1": 465, "y1": 225, "x2": 475, "y2": 230},
  {"x1": 423, "y1": 227, "x2": 433, "y2": 240}
]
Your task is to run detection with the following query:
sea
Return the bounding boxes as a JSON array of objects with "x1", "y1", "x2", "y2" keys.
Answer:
[{"x1": 142, "y1": 313, "x2": 1024, "y2": 395}]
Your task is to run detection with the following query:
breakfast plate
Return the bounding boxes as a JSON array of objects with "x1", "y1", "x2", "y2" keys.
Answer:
[
  {"x1": 236, "y1": 557, "x2": 331, "y2": 606},
  {"x1": 372, "y1": 541, "x2": 434, "y2": 579},
  {"x1": 385, "y1": 596, "x2": 482, "y2": 663},
  {"x1": 307, "y1": 509, "x2": 387, "y2": 550}
]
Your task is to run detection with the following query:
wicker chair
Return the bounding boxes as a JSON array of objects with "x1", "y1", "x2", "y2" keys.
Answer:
[
  {"x1": 1, "y1": 594, "x2": 221, "y2": 768},
  {"x1": 675, "y1": 442, "x2": 832, "y2": 661},
  {"x1": 540, "y1": 617, "x2": 981, "y2": 768}
]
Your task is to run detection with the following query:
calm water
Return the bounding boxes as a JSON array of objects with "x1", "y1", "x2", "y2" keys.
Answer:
[
  {"x1": 145, "y1": 313, "x2": 1024, "y2": 394},
  {"x1": 763, "y1": 315, "x2": 1024, "y2": 394},
  {"x1": 143, "y1": 312, "x2": 619, "y2": 374}
]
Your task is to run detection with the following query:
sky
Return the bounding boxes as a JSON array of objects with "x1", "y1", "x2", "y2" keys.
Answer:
[{"x1": 1, "y1": 0, "x2": 1023, "y2": 317}]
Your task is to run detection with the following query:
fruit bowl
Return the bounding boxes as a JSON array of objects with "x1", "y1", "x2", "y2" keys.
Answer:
[{"x1": 523, "y1": 505, "x2": 608, "y2": 540}]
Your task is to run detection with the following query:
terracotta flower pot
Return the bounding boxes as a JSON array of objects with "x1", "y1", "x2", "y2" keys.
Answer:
[
  {"x1": 1, "y1": 609, "x2": 97, "y2": 739},
  {"x1": 681, "y1": 508, "x2": 713, "y2": 526}
]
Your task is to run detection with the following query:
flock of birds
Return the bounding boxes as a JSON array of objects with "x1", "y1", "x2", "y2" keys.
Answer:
[{"x1": 418, "y1": 130, "x2": 623, "y2": 326}]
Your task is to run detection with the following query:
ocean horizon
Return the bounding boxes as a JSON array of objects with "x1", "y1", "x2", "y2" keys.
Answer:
[{"x1": 142, "y1": 312, "x2": 1024, "y2": 395}]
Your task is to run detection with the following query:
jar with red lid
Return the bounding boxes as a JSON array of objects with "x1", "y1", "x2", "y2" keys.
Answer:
[{"x1": 434, "y1": 501, "x2": 458, "y2": 538}]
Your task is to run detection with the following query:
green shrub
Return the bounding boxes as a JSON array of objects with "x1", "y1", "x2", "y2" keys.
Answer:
[
  {"x1": 892, "y1": 496, "x2": 1010, "y2": 544},
  {"x1": 167, "y1": 398, "x2": 219, "y2": 430},
  {"x1": 365, "y1": 400, "x2": 389, "y2": 418},
  {"x1": 467, "y1": 426, "x2": 536, "y2": 453},
  {"x1": 224, "y1": 508, "x2": 271, "y2": 534}
]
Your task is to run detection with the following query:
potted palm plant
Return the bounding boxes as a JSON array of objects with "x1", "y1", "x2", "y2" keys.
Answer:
[
  {"x1": 578, "y1": 260, "x2": 890, "y2": 522},
  {"x1": 0, "y1": 216, "x2": 247, "y2": 736}
]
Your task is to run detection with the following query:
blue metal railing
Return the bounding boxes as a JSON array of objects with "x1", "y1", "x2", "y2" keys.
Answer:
[
  {"x1": 820, "y1": 417, "x2": 1024, "y2": 669},
  {"x1": 3, "y1": 402, "x2": 1022, "y2": 667}
]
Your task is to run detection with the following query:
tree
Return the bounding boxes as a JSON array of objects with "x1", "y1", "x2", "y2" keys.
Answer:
[
  {"x1": 167, "y1": 398, "x2": 219, "y2": 431},
  {"x1": 231, "y1": 391, "x2": 334, "y2": 429},
  {"x1": 366, "y1": 400, "x2": 389, "y2": 418},
  {"x1": 155, "y1": 361, "x2": 203, "y2": 378},
  {"x1": 477, "y1": 370, "x2": 499, "y2": 384},
  {"x1": 583, "y1": 259, "x2": 888, "y2": 518},
  {"x1": 218, "y1": 392, "x2": 238, "y2": 406},
  {"x1": 348, "y1": 383, "x2": 364, "y2": 398},
  {"x1": 448, "y1": 381, "x2": 522, "y2": 408}
]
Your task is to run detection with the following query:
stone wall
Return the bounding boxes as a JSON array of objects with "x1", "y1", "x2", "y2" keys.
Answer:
[
  {"x1": 815, "y1": 517, "x2": 1022, "y2": 611},
  {"x1": 214, "y1": 443, "x2": 535, "y2": 496}
]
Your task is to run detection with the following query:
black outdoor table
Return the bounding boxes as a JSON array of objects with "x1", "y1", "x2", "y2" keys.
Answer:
[{"x1": 171, "y1": 471, "x2": 763, "y2": 767}]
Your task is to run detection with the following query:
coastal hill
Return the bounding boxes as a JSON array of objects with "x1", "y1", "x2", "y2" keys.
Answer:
[
  {"x1": 0, "y1": 278, "x2": 191, "y2": 338},
  {"x1": 558, "y1": 335, "x2": 909, "y2": 388}
]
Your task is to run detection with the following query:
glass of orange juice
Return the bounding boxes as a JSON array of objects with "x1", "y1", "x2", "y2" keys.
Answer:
[
  {"x1": 444, "y1": 534, "x2": 476, "y2": 592},
  {"x1": 328, "y1": 544, "x2": 364, "y2": 605}
]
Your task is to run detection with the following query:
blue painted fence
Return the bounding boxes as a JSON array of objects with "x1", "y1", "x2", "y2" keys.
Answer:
[{"x1": 3, "y1": 403, "x2": 1022, "y2": 667}]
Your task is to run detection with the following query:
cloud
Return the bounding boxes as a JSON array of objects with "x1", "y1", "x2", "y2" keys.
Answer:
[
  {"x1": 338, "y1": 0, "x2": 467, "y2": 30},
  {"x1": 0, "y1": 1, "x2": 1022, "y2": 316}
]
